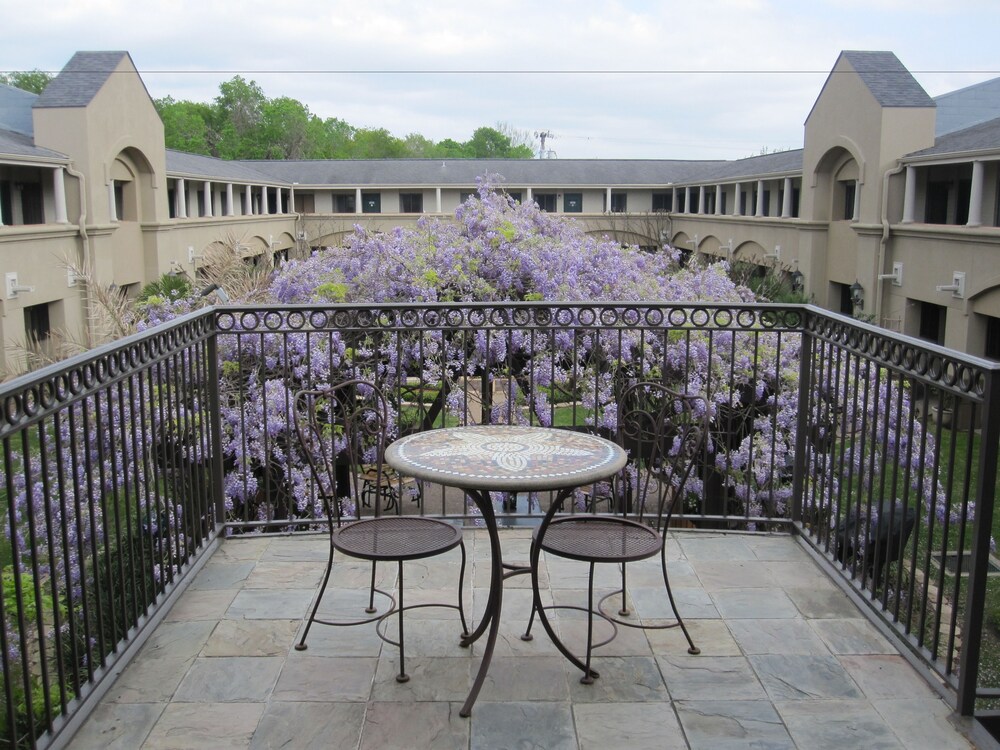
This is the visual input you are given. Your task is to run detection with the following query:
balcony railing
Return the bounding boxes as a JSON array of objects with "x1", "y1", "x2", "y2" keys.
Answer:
[{"x1": 0, "y1": 301, "x2": 998, "y2": 748}]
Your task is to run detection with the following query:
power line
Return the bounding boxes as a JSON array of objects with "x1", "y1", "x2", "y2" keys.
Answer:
[{"x1": 5, "y1": 68, "x2": 1000, "y2": 76}]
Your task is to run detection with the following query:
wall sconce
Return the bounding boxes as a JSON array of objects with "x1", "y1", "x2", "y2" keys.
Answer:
[
  {"x1": 850, "y1": 281, "x2": 864, "y2": 310},
  {"x1": 935, "y1": 271, "x2": 966, "y2": 298},
  {"x1": 790, "y1": 269, "x2": 805, "y2": 294},
  {"x1": 878, "y1": 261, "x2": 903, "y2": 287},
  {"x1": 764, "y1": 245, "x2": 781, "y2": 261}
]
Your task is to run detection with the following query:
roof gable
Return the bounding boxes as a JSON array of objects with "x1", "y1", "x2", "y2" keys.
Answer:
[
  {"x1": 33, "y1": 51, "x2": 130, "y2": 109},
  {"x1": 0, "y1": 83, "x2": 37, "y2": 135},
  {"x1": 934, "y1": 76, "x2": 1000, "y2": 135},
  {"x1": 840, "y1": 51, "x2": 934, "y2": 108}
]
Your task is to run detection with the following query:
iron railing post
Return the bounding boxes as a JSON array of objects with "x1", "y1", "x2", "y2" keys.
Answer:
[
  {"x1": 206, "y1": 314, "x2": 227, "y2": 532},
  {"x1": 791, "y1": 313, "x2": 814, "y2": 525},
  {"x1": 957, "y1": 364, "x2": 1000, "y2": 715}
]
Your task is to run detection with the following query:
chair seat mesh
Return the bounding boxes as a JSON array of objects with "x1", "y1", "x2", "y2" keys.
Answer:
[
  {"x1": 536, "y1": 517, "x2": 662, "y2": 563},
  {"x1": 333, "y1": 516, "x2": 463, "y2": 561}
]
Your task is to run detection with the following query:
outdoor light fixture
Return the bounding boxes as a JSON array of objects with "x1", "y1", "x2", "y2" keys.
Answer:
[
  {"x1": 790, "y1": 269, "x2": 805, "y2": 294},
  {"x1": 850, "y1": 281, "x2": 864, "y2": 310}
]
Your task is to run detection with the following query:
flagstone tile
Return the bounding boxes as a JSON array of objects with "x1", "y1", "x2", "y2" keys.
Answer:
[
  {"x1": 676, "y1": 699, "x2": 795, "y2": 749},
  {"x1": 471, "y1": 701, "x2": 576, "y2": 750},
  {"x1": 574, "y1": 701, "x2": 687, "y2": 750},
  {"x1": 141, "y1": 702, "x2": 264, "y2": 750},
  {"x1": 249, "y1": 701, "x2": 366, "y2": 750},
  {"x1": 173, "y1": 656, "x2": 283, "y2": 702}
]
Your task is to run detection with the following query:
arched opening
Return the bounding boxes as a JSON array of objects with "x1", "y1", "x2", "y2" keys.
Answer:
[
  {"x1": 110, "y1": 147, "x2": 156, "y2": 223},
  {"x1": 812, "y1": 146, "x2": 862, "y2": 223}
]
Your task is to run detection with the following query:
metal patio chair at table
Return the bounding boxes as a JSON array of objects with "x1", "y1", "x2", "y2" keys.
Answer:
[
  {"x1": 523, "y1": 381, "x2": 705, "y2": 683},
  {"x1": 293, "y1": 379, "x2": 469, "y2": 683}
]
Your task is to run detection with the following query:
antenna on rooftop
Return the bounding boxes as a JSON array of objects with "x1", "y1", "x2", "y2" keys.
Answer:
[{"x1": 534, "y1": 130, "x2": 555, "y2": 159}]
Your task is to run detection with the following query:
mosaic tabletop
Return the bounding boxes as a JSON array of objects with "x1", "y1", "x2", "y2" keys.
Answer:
[{"x1": 385, "y1": 425, "x2": 627, "y2": 492}]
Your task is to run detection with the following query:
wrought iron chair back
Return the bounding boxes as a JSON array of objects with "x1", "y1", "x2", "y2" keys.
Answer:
[
  {"x1": 294, "y1": 379, "x2": 391, "y2": 525},
  {"x1": 618, "y1": 381, "x2": 709, "y2": 530}
]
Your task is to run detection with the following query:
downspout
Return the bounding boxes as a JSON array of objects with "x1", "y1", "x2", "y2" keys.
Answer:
[
  {"x1": 875, "y1": 162, "x2": 906, "y2": 325},
  {"x1": 64, "y1": 162, "x2": 93, "y2": 343}
]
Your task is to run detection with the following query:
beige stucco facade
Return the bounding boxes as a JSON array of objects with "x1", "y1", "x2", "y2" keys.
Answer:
[{"x1": 3, "y1": 49, "x2": 1000, "y2": 377}]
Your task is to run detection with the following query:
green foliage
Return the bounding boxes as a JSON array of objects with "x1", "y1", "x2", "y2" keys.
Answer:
[
  {"x1": 137, "y1": 273, "x2": 192, "y2": 305},
  {"x1": 155, "y1": 77, "x2": 537, "y2": 161},
  {"x1": 0, "y1": 69, "x2": 52, "y2": 94}
]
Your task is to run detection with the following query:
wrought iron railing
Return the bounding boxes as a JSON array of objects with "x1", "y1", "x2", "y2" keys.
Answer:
[{"x1": 0, "y1": 301, "x2": 997, "y2": 747}]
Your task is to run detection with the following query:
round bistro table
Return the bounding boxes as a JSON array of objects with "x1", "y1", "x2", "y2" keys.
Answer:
[{"x1": 385, "y1": 424, "x2": 627, "y2": 717}]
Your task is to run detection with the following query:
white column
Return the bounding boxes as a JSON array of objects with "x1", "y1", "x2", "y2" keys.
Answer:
[
  {"x1": 177, "y1": 179, "x2": 188, "y2": 218},
  {"x1": 53, "y1": 167, "x2": 68, "y2": 224},
  {"x1": 290, "y1": 185, "x2": 296, "y2": 213},
  {"x1": 261, "y1": 187, "x2": 269, "y2": 215},
  {"x1": 684, "y1": 187, "x2": 691, "y2": 213},
  {"x1": 606, "y1": 186, "x2": 612, "y2": 212},
  {"x1": 203, "y1": 181, "x2": 212, "y2": 217},
  {"x1": 715, "y1": 184, "x2": 722, "y2": 215},
  {"x1": 526, "y1": 187, "x2": 533, "y2": 204},
  {"x1": 435, "y1": 187, "x2": 442, "y2": 213},
  {"x1": 755, "y1": 179, "x2": 765, "y2": 217},
  {"x1": 781, "y1": 177, "x2": 793, "y2": 218},
  {"x1": 244, "y1": 185, "x2": 253, "y2": 215},
  {"x1": 225, "y1": 183, "x2": 234, "y2": 216},
  {"x1": 968, "y1": 160, "x2": 984, "y2": 227},
  {"x1": 902, "y1": 167, "x2": 917, "y2": 224},
  {"x1": 108, "y1": 181, "x2": 118, "y2": 222},
  {"x1": 355, "y1": 188, "x2": 363, "y2": 214},
  {"x1": 733, "y1": 182, "x2": 742, "y2": 216},
  {"x1": 672, "y1": 186, "x2": 678, "y2": 212},
  {"x1": 698, "y1": 186, "x2": 706, "y2": 215}
]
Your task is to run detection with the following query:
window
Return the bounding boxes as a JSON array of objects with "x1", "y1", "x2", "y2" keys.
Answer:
[
  {"x1": 0, "y1": 182, "x2": 10, "y2": 224},
  {"x1": 24, "y1": 303, "x2": 50, "y2": 344},
  {"x1": 563, "y1": 193, "x2": 582, "y2": 213},
  {"x1": 114, "y1": 181, "x2": 126, "y2": 220},
  {"x1": 362, "y1": 193, "x2": 381, "y2": 214},
  {"x1": 535, "y1": 193, "x2": 556, "y2": 212},
  {"x1": 719, "y1": 192, "x2": 727, "y2": 215},
  {"x1": 19, "y1": 182, "x2": 44, "y2": 224},
  {"x1": 986, "y1": 316, "x2": 1000, "y2": 361},
  {"x1": 400, "y1": 193, "x2": 423, "y2": 213},
  {"x1": 652, "y1": 192, "x2": 672, "y2": 212},
  {"x1": 460, "y1": 191, "x2": 474, "y2": 204},
  {"x1": 841, "y1": 182, "x2": 856, "y2": 221},
  {"x1": 294, "y1": 193, "x2": 315, "y2": 213},
  {"x1": 610, "y1": 192, "x2": 627, "y2": 213},
  {"x1": 918, "y1": 301, "x2": 946, "y2": 345},
  {"x1": 334, "y1": 194, "x2": 355, "y2": 213}
]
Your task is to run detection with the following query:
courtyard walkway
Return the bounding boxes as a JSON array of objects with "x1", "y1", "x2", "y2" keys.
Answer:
[{"x1": 66, "y1": 529, "x2": 976, "y2": 749}]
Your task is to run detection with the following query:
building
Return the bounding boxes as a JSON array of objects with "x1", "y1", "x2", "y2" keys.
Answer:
[{"x1": 3, "y1": 49, "x2": 1000, "y2": 376}]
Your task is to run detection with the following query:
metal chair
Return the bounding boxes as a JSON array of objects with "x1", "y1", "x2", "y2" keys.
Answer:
[
  {"x1": 523, "y1": 381, "x2": 705, "y2": 683},
  {"x1": 293, "y1": 379, "x2": 468, "y2": 683}
]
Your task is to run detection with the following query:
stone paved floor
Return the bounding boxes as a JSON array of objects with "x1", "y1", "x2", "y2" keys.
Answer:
[{"x1": 66, "y1": 530, "x2": 977, "y2": 749}]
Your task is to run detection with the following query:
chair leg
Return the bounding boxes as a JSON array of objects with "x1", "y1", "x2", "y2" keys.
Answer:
[
  {"x1": 366, "y1": 561, "x2": 378, "y2": 614},
  {"x1": 521, "y1": 540, "x2": 538, "y2": 642},
  {"x1": 661, "y1": 547, "x2": 699, "y2": 655},
  {"x1": 396, "y1": 559, "x2": 409, "y2": 682},
  {"x1": 619, "y1": 563, "x2": 631, "y2": 617},
  {"x1": 582, "y1": 562, "x2": 597, "y2": 684},
  {"x1": 457, "y1": 540, "x2": 470, "y2": 638},
  {"x1": 296, "y1": 542, "x2": 335, "y2": 650}
]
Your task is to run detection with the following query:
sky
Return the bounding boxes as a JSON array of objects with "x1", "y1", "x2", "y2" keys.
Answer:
[{"x1": 1, "y1": 0, "x2": 999, "y2": 160}]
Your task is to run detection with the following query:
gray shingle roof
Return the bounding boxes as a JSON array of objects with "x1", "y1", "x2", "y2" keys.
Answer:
[
  {"x1": 166, "y1": 149, "x2": 289, "y2": 183},
  {"x1": 700, "y1": 149, "x2": 804, "y2": 182},
  {"x1": 33, "y1": 51, "x2": 129, "y2": 109},
  {"x1": 934, "y1": 76, "x2": 1000, "y2": 136},
  {"x1": 0, "y1": 83, "x2": 37, "y2": 136},
  {"x1": 841, "y1": 51, "x2": 935, "y2": 108},
  {"x1": 907, "y1": 116, "x2": 1000, "y2": 159},
  {"x1": 0, "y1": 127, "x2": 67, "y2": 160},
  {"x1": 241, "y1": 158, "x2": 727, "y2": 188}
]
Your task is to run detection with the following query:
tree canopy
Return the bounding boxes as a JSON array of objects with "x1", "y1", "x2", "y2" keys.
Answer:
[
  {"x1": 0, "y1": 69, "x2": 52, "y2": 94},
  {"x1": 155, "y1": 76, "x2": 535, "y2": 161}
]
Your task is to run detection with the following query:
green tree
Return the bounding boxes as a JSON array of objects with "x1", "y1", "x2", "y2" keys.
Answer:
[
  {"x1": 214, "y1": 76, "x2": 267, "y2": 159},
  {"x1": 261, "y1": 97, "x2": 313, "y2": 159},
  {"x1": 156, "y1": 96, "x2": 216, "y2": 155},
  {"x1": 0, "y1": 69, "x2": 52, "y2": 94},
  {"x1": 348, "y1": 127, "x2": 408, "y2": 158}
]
